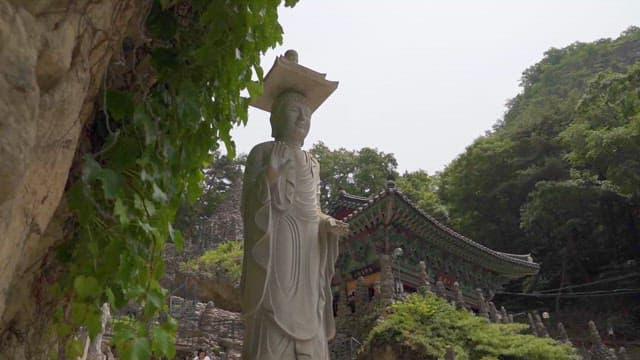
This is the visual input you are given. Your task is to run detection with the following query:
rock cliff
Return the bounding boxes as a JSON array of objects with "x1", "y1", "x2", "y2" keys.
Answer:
[{"x1": 0, "y1": 1, "x2": 145, "y2": 357}]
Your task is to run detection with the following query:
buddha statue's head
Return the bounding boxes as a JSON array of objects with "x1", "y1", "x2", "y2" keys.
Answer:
[{"x1": 270, "y1": 90, "x2": 312, "y2": 147}]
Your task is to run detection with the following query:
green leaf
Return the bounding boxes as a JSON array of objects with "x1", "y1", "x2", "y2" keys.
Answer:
[
  {"x1": 151, "y1": 48, "x2": 179, "y2": 72},
  {"x1": 67, "y1": 182, "x2": 94, "y2": 224},
  {"x1": 114, "y1": 198, "x2": 129, "y2": 225},
  {"x1": 106, "y1": 90, "x2": 134, "y2": 121},
  {"x1": 81, "y1": 155, "x2": 102, "y2": 183},
  {"x1": 139, "y1": 221, "x2": 154, "y2": 234},
  {"x1": 151, "y1": 326, "x2": 175, "y2": 357},
  {"x1": 128, "y1": 286, "x2": 145, "y2": 299},
  {"x1": 70, "y1": 302, "x2": 89, "y2": 325},
  {"x1": 169, "y1": 224, "x2": 184, "y2": 251},
  {"x1": 86, "y1": 310, "x2": 103, "y2": 338},
  {"x1": 152, "y1": 183, "x2": 168, "y2": 202},
  {"x1": 65, "y1": 338, "x2": 84, "y2": 359},
  {"x1": 99, "y1": 168, "x2": 123, "y2": 199},
  {"x1": 130, "y1": 337, "x2": 151, "y2": 360},
  {"x1": 106, "y1": 287, "x2": 116, "y2": 306},
  {"x1": 186, "y1": 175, "x2": 203, "y2": 202},
  {"x1": 246, "y1": 80, "x2": 263, "y2": 99},
  {"x1": 147, "y1": 10, "x2": 177, "y2": 41},
  {"x1": 74, "y1": 275, "x2": 100, "y2": 300},
  {"x1": 105, "y1": 136, "x2": 139, "y2": 170}
]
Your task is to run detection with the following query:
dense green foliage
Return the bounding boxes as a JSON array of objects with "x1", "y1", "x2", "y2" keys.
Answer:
[
  {"x1": 57, "y1": 0, "x2": 296, "y2": 357},
  {"x1": 364, "y1": 294, "x2": 577, "y2": 360},
  {"x1": 310, "y1": 142, "x2": 399, "y2": 208},
  {"x1": 438, "y1": 28, "x2": 640, "y2": 297},
  {"x1": 180, "y1": 241, "x2": 243, "y2": 283},
  {"x1": 395, "y1": 170, "x2": 448, "y2": 222},
  {"x1": 310, "y1": 142, "x2": 445, "y2": 217}
]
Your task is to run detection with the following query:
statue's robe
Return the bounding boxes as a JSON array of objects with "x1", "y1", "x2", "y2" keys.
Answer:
[{"x1": 240, "y1": 141, "x2": 339, "y2": 360}]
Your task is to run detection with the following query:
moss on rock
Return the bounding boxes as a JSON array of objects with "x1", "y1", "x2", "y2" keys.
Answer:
[{"x1": 181, "y1": 241, "x2": 243, "y2": 283}]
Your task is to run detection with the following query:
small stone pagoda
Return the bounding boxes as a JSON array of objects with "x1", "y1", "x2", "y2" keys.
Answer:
[{"x1": 328, "y1": 181, "x2": 539, "y2": 308}]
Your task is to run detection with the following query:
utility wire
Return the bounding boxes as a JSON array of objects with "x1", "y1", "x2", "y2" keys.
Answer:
[
  {"x1": 496, "y1": 288, "x2": 640, "y2": 298},
  {"x1": 535, "y1": 273, "x2": 640, "y2": 294}
]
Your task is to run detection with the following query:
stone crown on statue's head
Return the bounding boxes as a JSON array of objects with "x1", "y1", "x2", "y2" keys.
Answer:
[{"x1": 250, "y1": 49, "x2": 338, "y2": 114}]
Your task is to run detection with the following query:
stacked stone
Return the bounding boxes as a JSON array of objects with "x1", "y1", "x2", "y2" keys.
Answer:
[
  {"x1": 453, "y1": 282, "x2": 466, "y2": 310},
  {"x1": 355, "y1": 276, "x2": 370, "y2": 314},
  {"x1": 198, "y1": 301, "x2": 217, "y2": 329},
  {"x1": 476, "y1": 289, "x2": 490, "y2": 319},
  {"x1": 618, "y1": 347, "x2": 628, "y2": 360},
  {"x1": 534, "y1": 313, "x2": 550, "y2": 338},
  {"x1": 371, "y1": 280, "x2": 383, "y2": 308},
  {"x1": 445, "y1": 346, "x2": 456, "y2": 360},
  {"x1": 418, "y1": 261, "x2": 432, "y2": 295},
  {"x1": 528, "y1": 313, "x2": 539, "y2": 336},
  {"x1": 557, "y1": 322, "x2": 571, "y2": 345},
  {"x1": 169, "y1": 296, "x2": 185, "y2": 318},
  {"x1": 435, "y1": 280, "x2": 447, "y2": 300},
  {"x1": 500, "y1": 306, "x2": 510, "y2": 324},
  {"x1": 337, "y1": 290, "x2": 351, "y2": 318},
  {"x1": 379, "y1": 254, "x2": 395, "y2": 305},
  {"x1": 488, "y1": 302, "x2": 500, "y2": 323},
  {"x1": 610, "y1": 349, "x2": 620, "y2": 360},
  {"x1": 588, "y1": 321, "x2": 618, "y2": 360}
]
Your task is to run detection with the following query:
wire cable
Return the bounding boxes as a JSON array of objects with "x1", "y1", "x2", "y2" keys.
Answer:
[
  {"x1": 496, "y1": 288, "x2": 640, "y2": 298},
  {"x1": 535, "y1": 273, "x2": 640, "y2": 294}
]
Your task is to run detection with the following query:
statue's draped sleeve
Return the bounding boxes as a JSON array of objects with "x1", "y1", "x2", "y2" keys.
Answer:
[
  {"x1": 313, "y1": 156, "x2": 340, "y2": 340},
  {"x1": 240, "y1": 142, "x2": 273, "y2": 317},
  {"x1": 240, "y1": 142, "x2": 294, "y2": 317}
]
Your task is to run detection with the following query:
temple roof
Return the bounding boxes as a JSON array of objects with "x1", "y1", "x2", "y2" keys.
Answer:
[{"x1": 328, "y1": 182, "x2": 539, "y2": 277}]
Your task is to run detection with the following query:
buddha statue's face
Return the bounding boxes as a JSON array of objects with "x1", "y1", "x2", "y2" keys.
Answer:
[{"x1": 270, "y1": 92, "x2": 311, "y2": 147}]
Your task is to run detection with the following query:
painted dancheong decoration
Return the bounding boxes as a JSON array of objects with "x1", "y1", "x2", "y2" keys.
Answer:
[{"x1": 328, "y1": 180, "x2": 539, "y2": 309}]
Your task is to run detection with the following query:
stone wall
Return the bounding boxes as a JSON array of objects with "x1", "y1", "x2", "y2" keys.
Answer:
[{"x1": 0, "y1": 1, "x2": 145, "y2": 358}]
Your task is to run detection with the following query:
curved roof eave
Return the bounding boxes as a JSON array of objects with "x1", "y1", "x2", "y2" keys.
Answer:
[{"x1": 335, "y1": 187, "x2": 540, "y2": 273}]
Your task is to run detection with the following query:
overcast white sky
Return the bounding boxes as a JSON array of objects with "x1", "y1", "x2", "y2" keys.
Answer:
[{"x1": 230, "y1": 0, "x2": 639, "y2": 173}]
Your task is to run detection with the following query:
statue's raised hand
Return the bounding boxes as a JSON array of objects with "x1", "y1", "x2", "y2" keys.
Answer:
[
  {"x1": 327, "y1": 217, "x2": 350, "y2": 237},
  {"x1": 267, "y1": 141, "x2": 291, "y2": 184}
]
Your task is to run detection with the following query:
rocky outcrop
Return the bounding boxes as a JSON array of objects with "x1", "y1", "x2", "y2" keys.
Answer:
[
  {"x1": 170, "y1": 296, "x2": 243, "y2": 360},
  {"x1": 0, "y1": 1, "x2": 147, "y2": 358},
  {"x1": 174, "y1": 269, "x2": 242, "y2": 312}
]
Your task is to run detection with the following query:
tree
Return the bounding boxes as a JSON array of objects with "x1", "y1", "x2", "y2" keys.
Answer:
[
  {"x1": 363, "y1": 294, "x2": 577, "y2": 359},
  {"x1": 520, "y1": 178, "x2": 639, "y2": 290},
  {"x1": 561, "y1": 64, "x2": 640, "y2": 196},
  {"x1": 439, "y1": 27, "x2": 640, "y2": 253},
  {"x1": 437, "y1": 27, "x2": 640, "y2": 321},
  {"x1": 396, "y1": 170, "x2": 449, "y2": 222},
  {"x1": 174, "y1": 151, "x2": 245, "y2": 245},
  {"x1": 310, "y1": 141, "x2": 399, "y2": 209}
]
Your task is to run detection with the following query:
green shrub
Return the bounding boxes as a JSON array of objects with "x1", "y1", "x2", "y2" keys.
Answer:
[
  {"x1": 365, "y1": 294, "x2": 577, "y2": 360},
  {"x1": 181, "y1": 241, "x2": 243, "y2": 283}
]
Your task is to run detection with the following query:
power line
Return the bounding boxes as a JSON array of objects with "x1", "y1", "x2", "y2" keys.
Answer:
[
  {"x1": 535, "y1": 273, "x2": 640, "y2": 294},
  {"x1": 496, "y1": 288, "x2": 640, "y2": 298}
]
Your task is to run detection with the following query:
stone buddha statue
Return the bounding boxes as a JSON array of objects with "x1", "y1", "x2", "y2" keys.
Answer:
[{"x1": 240, "y1": 51, "x2": 348, "y2": 360}]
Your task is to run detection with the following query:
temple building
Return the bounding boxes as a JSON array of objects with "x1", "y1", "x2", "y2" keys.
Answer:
[{"x1": 328, "y1": 181, "x2": 539, "y2": 308}]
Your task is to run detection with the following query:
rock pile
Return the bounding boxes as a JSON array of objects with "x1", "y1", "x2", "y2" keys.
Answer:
[{"x1": 170, "y1": 296, "x2": 243, "y2": 360}]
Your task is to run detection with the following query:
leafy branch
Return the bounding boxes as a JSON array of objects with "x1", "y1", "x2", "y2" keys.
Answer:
[{"x1": 56, "y1": 0, "x2": 298, "y2": 358}]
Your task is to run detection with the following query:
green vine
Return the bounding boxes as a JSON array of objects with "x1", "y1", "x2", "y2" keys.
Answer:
[{"x1": 55, "y1": 0, "x2": 297, "y2": 358}]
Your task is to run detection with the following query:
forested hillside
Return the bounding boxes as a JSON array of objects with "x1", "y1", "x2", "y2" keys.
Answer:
[{"x1": 438, "y1": 27, "x2": 640, "y2": 323}]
